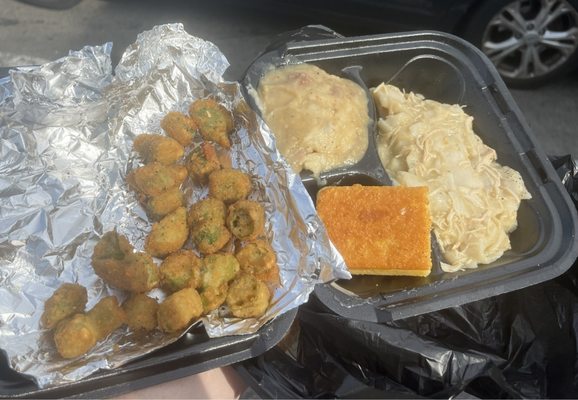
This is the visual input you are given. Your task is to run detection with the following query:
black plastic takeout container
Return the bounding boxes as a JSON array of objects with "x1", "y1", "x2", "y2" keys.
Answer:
[
  {"x1": 242, "y1": 27, "x2": 578, "y2": 322},
  {"x1": 0, "y1": 309, "x2": 296, "y2": 398}
]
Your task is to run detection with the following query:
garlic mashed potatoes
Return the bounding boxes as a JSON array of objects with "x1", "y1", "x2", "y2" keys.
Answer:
[
  {"x1": 372, "y1": 83, "x2": 531, "y2": 272},
  {"x1": 257, "y1": 64, "x2": 369, "y2": 176}
]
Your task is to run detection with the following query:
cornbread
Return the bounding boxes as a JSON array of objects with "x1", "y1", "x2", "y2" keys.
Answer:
[{"x1": 316, "y1": 185, "x2": 432, "y2": 276}]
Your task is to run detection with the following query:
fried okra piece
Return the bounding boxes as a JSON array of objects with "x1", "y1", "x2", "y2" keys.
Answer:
[
  {"x1": 41, "y1": 283, "x2": 88, "y2": 329},
  {"x1": 145, "y1": 207, "x2": 189, "y2": 258},
  {"x1": 208, "y1": 168, "x2": 251, "y2": 204},
  {"x1": 200, "y1": 284, "x2": 228, "y2": 314},
  {"x1": 92, "y1": 231, "x2": 159, "y2": 292},
  {"x1": 157, "y1": 288, "x2": 203, "y2": 333},
  {"x1": 226, "y1": 274, "x2": 271, "y2": 319},
  {"x1": 146, "y1": 187, "x2": 185, "y2": 221},
  {"x1": 123, "y1": 294, "x2": 158, "y2": 332},
  {"x1": 53, "y1": 296, "x2": 125, "y2": 359},
  {"x1": 85, "y1": 296, "x2": 126, "y2": 341},
  {"x1": 53, "y1": 314, "x2": 97, "y2": 359},
  {"x1": 186, "y1": 142, "x2": 221, "y2": 183},
  {"x1": 200, "y1": 253, "x2": 239, "y2": 291},
  {"x1": 189, "y1": 98, "x2": 234, "y2": 148},
  {"x1": 235, "y1": 240, "x2": 280, "y2": 285},
  {"x1": 188, "y1": 198, "x2": 231, "y2": 254},
  {"x1": 191, "y1": 222, "x2": 231, "y2": 255},
  {"x1": 133, "y1": 134, "x2": 184, "y2": 165},
  {"x1": 127, "y1": 162, "x2": 188, "y2": 198},
  {"x1": 159, "y1": 250, "x2": 201, "y2": 293},
  {"x1": 226, "y1": 200, "x2": 265, "y2": 241},
  {"x1": 161, "y1": 111, "x2": 198, "y2": 147},
  {"x1": 188, "y1": 198, "x2": 227, "y2": 227}
]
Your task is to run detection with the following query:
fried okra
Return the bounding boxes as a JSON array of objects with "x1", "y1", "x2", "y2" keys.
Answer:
[
  {"x1": 159, "y1": 250, "x2": 201, "y2": 293},
  {"x1": 133, "y1": 134, "x2": 184, "y2": 165},
  {"x1": 200, "y1": 253, "x2": 239, "y2": 291},
  {"x1": 200, "y1": 284, "x2": 228, "y2": 314},
  {"x1": 226, "y1": 274, "x2": 271, "y2": 319},
  {"x1": 189, "y1": 98, "x2": 234, "y2": 148},
  {"x1": 145, "y1": 207, "x2": 189, "y2": 258},
  {"x1": 53, "y1": 296, "x2": 125, "y2": 359},
  {"x1": 85, "y1": 296, "x2": 126, "y2": 341},
  {"x1": 41, "y1": 283, "x2": 88, "y2": 329},
  {"x1": 188, "y1": 198, "x2": 226, "y2": 227},
  {"x1": 226, "y1": 200, "x2": 265, "y2": 241},
  {"x1": 146, "y1": 187, "x2": 185, "y2": 221},
  {"x1": 186, "y1": 142, "x2": 221, "y2": 183},
  {"x1": 208, "y1": 168, "x2": 251, "y2": 204},
  {"x1": 160, "y1": 111, "x2": 198, "y2": 147},
  {"x1": 127, "y1": 162, "x2": 188, "y2": 198},
  {"x1": 53, "y1": 314, "x2": 97, "y2": 359},
  {"x1": 235, "y1": 240, "x2": 279, "y2": 285},
  {"x1": 123, "y1": 294, "x2": 158, "y2": 332},
  {"x1": 191, "y1": 222, "x2": 231, "y2": 255},
  {"x1": 92, "y1": 231, "x2": 159, "y2": 293},
  {"x1": 157, "y1": 288, "x2": 203, "y2": 333}
]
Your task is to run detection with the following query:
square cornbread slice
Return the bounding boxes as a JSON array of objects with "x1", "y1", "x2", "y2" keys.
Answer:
[{"x1": 316, "y1": 185, "x2": 432, "y2": 276}]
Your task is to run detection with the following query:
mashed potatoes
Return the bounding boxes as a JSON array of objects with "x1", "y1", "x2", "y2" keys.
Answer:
[
  {"x1": 257, "y1": 64, "x2": 369, "y2": 175},
  {"x1": 372, "y1": 83, "x2": 531, "y2": 272}
]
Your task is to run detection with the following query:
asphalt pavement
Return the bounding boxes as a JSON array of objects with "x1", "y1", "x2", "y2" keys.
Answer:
[{"x1": 1, "y1": 0, "x2": 577, "y2": 158}]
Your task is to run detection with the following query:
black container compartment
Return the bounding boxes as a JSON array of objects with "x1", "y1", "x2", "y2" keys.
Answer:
[
  {"x1": 0, "y1": 309, "x2": 297, "y2": 398},
  {"x1": 243, "y1": 30, "x2": 578, "y2": 322}
]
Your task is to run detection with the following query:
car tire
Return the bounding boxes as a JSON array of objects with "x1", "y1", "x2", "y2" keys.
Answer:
[
  {"x1": 462, "y1": 0, "x2": 578, "y2": 88},
  {"x1": 16, "y1": 0, "x2": 82, "y2": 10}
]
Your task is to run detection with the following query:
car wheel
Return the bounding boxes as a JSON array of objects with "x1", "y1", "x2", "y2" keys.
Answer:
[
  {"x1": 463, "y1": 0, "x2": 578, "y2": 88},
  {"x1": 16, "y1": 0, "x2": 82, "y2": 9}
]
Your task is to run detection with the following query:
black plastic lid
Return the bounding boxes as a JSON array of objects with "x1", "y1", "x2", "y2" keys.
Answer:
[{"x1": 0, "y1": 309, "x2": 296, "y2": 398}]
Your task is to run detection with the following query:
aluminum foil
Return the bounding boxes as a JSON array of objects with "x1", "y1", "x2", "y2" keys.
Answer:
[{"x1": 0, "y1": 23, "x2": 350, "y2": 389}]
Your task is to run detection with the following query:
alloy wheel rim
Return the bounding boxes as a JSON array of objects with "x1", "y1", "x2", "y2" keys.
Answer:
[{"x1": 481, "y1": 0, "x2": 578, "y2": 79}]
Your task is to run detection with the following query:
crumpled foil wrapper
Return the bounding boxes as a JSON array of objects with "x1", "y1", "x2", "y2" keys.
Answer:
[{"x1": 0, "y1": 23, "x2": 350, "y2": 389}]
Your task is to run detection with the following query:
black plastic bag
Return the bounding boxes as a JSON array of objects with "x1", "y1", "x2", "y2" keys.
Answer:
[{"x1": 237, "y1": 156, "x2": 578, "y2": 399}]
